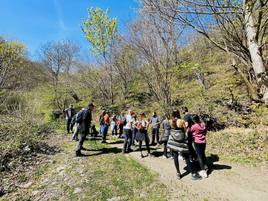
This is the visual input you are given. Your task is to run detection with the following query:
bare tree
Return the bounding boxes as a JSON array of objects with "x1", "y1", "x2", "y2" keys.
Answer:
[
  {"x1": 40, "y1": 40, "x2": 79, "y2": 110},
  {"x1": 129, "y1": 7, "x2": 182, "y2": 106},
  {"x1": 108, "y1": 37, "x2": 137, "y2": 100},
  {"x1": 143, "y1": 0, "x2": 268, "y2": 102}
]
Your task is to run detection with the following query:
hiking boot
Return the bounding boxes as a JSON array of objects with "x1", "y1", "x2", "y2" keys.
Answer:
[
  {"x1": 140, "y1": 153, "x2": 144, "y2": 158},
  {"x1": 191, "y1": 173, "x2": 202, "y2": 180},
  {"x1": 199, "y1": 170, "x2": 208, "y2": 178}
]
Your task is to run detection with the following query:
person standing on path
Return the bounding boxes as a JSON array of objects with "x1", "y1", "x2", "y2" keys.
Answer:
[
  {"x1": 191, "y1": 114, "x2": 208, "y2": 178},
  {"x1": 182, "y1": 107, "x2": 197, "y2": 162},
  {"x1": 135, "y1": 112, "x2": 151, "y2": 158},
  {"x1": 110, "y1": 114, "x2": 118, "y2": 137},
  {"x1": 64, "y1": 104, "x2": 76, "y2": 134},
  {"x1": 98, "y1": 110, "x2": 105, "y2": 137},
  {"x1": 149, "y1": 112, "x2": 160, "y2": 145},
  {"x1": 72, "y1": 108, "x2": 85, "y2": 141},
  {"x1": 76, "y1": 102, "x2": 95, "y2": 157},
  {"x1": 101, "y1": 111, "x2": 110, "y2": 143},
  {"x1": 117, "y1": 112, "x2": 125, "y2": 138},
  {"x1": 167, "y1": 110, "x2": 201, "y2": 180},
  {"x1": 160, "y1": 113, "x2": 171, "y2": 158},
  {"x1": 122, "y1": 109, "x2": 134, "y2": 153},
  {"x1": 131, "y1": 113, "x2": 137, "y2": 145}
]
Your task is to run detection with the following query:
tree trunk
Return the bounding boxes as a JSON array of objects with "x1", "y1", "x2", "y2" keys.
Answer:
[{"x1": 244, "y1": 0, "x2": 268, "y2": 103}]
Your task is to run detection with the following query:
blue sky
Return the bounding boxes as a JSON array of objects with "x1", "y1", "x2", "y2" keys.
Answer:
[{"x1": 0, "y1": 0, "x2": 138, "y2": 60}]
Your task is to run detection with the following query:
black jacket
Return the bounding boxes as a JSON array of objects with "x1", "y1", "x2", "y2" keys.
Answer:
[
  {"x1": 80, "y1": 108, "x2": 92, "y2": 134},
  {"x1": 65, "y1": 108, "x2": 76, "y2": 119}
]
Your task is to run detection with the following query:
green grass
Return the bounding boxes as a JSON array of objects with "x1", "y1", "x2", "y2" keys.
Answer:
[
  {"x1": 5, "y1": 138, "x2": 168, "y2": 201},
  {"x1": 207, "y1": 128, "x2": 268, "y2": 166}
]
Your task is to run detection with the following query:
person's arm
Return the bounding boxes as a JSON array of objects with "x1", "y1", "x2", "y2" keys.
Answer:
[{"x1": 190, "y1": 124, "x2": 196, "y2": 134}]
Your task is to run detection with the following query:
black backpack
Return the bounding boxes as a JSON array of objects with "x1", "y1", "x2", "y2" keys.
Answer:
[
  {"x1": 75, "y1": 110, "x2": 84, "y2": 124},
  {"x1": 122, "y1": 117, "x2": 127, "y2": 126}
]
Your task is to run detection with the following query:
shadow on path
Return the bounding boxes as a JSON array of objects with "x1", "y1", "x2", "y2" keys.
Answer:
[{"x1": 77, "y1": 147, "x2": 122, "y2": 157}]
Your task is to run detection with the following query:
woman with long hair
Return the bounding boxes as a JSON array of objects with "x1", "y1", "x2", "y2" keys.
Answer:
[
  {"x1": 167, "y1": 110, "x2": 201, "y2": 180},
  {"x1": 135, "y1": 112, "x2": 151, "y2": 158}
]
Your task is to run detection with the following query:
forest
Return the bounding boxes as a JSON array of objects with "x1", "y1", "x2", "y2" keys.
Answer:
[{"x1": 0, "y1": 0, "x2": 268, "y2": 200}]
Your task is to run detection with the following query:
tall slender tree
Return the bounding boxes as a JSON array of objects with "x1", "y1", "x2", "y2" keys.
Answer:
[{"x1": 82, "y1": 7, "x2": 118, "y2": 104}]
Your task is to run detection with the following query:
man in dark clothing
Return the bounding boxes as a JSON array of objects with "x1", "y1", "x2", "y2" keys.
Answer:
[
  {"x1": 76, "y1": 102, "x2": 95, "y2": 157},
  {"x1": 64, "y1": 104, "x2": 76, "y2": 134},
  {"x1": 149, "y1": 112, "x2": 160, "y2": 145},
  {"x1": 182, "y1": 107, "x2": 197, "y2": 162}
]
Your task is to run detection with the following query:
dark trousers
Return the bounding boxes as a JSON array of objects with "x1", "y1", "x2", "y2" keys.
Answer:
[
  {"x1": 66, "y1": 118, "x2": 72, "y2": 133},
  {"x1": 119, "y1": 125, "x2": 123, "y2": 137},
  {"x1": 163, "y1": 141, "x2": 168, "y2": 157},
  {"x1": 138, "y1": 136, "x2": 150, "y2": 154},
  {"x1": 123, "y1": 129, "x2": 132, "y2": 153},
  {"x1": 173, "y1": 151, "x2": 193, "y2": 174},
  {"x1": 188, "y1": 135, "x2": 197, "y2": 161},
  {"x1": 194, "y1": 143, "x2": 207, "y2": 170},
  {"x1": 76, "y1": 132, "x2": 86, "y2": 152},
  {"x1": 151, "y1": 128, "x2": 160, "y2": 144},
  {"x1": 132, "y1": 128, "x2": 137, "y2": 145}
]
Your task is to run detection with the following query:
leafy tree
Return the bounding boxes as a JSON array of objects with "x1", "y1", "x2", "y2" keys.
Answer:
[
  {"x1": 82, "y1": 7, "x2": 118, "y2": 104},
  {"x1": 0, "y1": 38, "x2": 25, "y2": 90},
  {"x1": 82, "y1": 7, "x2": 117, "y2": 58}
]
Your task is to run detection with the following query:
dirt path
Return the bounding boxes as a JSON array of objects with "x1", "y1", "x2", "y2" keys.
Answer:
[
  {"x1": 110, "y1": 140, "x2": 268, "y2": 201},
  {"x1": 2, "y1": 135, "x2": 267, "y2": 201}
]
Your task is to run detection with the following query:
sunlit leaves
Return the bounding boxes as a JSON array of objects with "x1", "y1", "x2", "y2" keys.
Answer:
[{"x1": 82, "y1": 7, "x2": 118, "y2": 57}]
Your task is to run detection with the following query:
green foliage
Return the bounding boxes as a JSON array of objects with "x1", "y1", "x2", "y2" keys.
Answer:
[
  {"x1": 207, "y1": 128, "x2": 268, "y2": 166},
  {"x1": 0, "y1": 39, "x2": 26, "y2": 89},
  {"x1": 82, "y1": 7, "x2": 117, "y2": 56}
]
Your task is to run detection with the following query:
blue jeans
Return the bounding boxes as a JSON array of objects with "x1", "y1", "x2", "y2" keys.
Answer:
[
  {"x1": 151, "y1": 128, "x2": 160, "y2": 144},
  {"x1": 132, "y1": 128, "x2": 137, "y2": 145},
  {"x1": 123, "y1": 129, "x2": 132, "y2": 153},
  {"x1": 101, "y1": 124, "x2": 109, "y2": 142}
]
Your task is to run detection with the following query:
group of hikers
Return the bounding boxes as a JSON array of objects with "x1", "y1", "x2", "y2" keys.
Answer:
[{"x1": 64, "y1": 103, "x2": 208, "y2": 180}]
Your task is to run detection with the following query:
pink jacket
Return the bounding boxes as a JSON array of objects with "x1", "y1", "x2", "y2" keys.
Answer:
[{"x1": 191, "y1": 123, "x2": 207, "y2": 144}]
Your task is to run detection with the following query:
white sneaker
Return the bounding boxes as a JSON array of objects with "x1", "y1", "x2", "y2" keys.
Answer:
[
  {"x1": 178, "y1": 155, "x2": 184, "y2": 160},
  {"x1": 199, "y1": 170, "x2": 208, "y2": 178}
]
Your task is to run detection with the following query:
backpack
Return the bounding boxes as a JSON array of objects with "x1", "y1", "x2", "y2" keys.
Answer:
[
  {"x1": 75, "y1": 110, "x2": 84, "y2": 124},
  {"x1": 170, "y1": 129, "x2": 186, "y2": 142},
  {"x1": 122, "y1": 117, "x2": 127, "y2": 126},
  {"x1": 99, "y1": 116, "x2": 105, "y2": 125}
]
